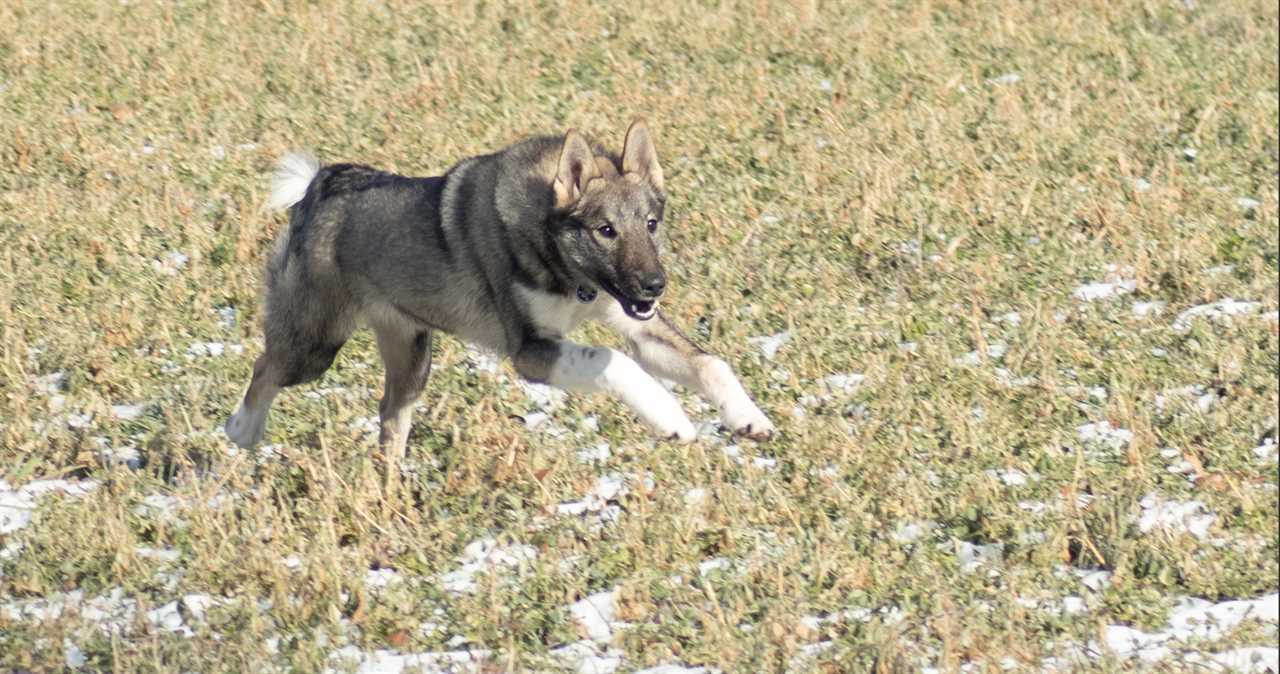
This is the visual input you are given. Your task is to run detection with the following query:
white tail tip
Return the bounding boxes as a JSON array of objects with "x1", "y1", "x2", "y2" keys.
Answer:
[{"x1": 267, "y1": 151, "x2": 320, "y2": 211}]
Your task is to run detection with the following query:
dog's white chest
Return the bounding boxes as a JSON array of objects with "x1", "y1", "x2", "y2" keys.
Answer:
[{"x1": 514, "y1": 284, "x2": 597, "y2": 337}]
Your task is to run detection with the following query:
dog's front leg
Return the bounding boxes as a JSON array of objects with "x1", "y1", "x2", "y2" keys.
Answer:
[
  {"x1": 602, "y1": 306, "x2": 775, "y2": 439},
  {"x1": 513, "y1": 337, "x2": 696, "y2": 441}
]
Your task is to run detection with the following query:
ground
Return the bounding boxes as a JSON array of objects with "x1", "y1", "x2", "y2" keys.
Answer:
[{"x1": 0, "y1": 1, "x2": 1277, "y2": 672}]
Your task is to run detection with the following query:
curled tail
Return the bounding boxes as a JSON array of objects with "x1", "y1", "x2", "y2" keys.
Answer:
[{"x1": 267, "y1": 151, "x2": 320, "y2": 211}]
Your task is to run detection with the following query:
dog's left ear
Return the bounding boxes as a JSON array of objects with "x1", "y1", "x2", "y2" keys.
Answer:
[{"x1": 622, "y1": 119, "x2": 664, "y2": 192}]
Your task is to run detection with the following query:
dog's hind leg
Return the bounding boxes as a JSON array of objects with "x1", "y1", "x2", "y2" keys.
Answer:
[
  {"x1": 225, "y1": 354, "x2": 285, "y2": 449},
  {"x1": 226, "y1": 281, "x2": 357, "y2": 449},
  {"x1": 372, "y1": 319, "x2": 434, "y2": 466}
]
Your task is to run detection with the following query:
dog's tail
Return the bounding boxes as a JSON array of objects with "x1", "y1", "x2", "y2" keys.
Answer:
[{"x1": 267, "y1": 151, "x2": 320, "y2": 211}]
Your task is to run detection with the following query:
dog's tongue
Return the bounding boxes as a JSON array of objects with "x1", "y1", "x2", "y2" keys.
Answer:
[{"x1": 628, "y1": 299, "x2": 656, "y2": 320}]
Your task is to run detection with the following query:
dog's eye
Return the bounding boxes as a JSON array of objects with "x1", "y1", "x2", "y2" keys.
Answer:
[
  {"x1": 646, "y1": 218, "x2": 659, "y2": 233},
  {"x1": 597, "y1": 224, "x2": 618, "y2": 239}
]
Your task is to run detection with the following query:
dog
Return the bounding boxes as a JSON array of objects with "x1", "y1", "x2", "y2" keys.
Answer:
[{"x1": 226, "y1": 120, "x2": 775, "y2": 461}]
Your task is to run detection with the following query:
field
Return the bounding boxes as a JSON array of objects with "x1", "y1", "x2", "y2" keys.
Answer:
[{"x1": 1, "y1": 1, "x2": 1278, "y2": 672}]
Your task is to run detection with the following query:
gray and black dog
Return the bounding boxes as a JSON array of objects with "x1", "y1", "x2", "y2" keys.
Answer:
[{"x1": 226, "y1": 120, "x2": 774, "y2": 461}]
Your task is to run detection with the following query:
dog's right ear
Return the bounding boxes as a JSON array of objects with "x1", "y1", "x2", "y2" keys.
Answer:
[{"x1": 553, "y1": 130, "x2": 600, "y2": 209}]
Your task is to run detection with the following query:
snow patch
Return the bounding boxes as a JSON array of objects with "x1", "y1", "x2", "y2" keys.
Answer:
[
  {"x1": 1172, "y1": 299, "x2": 1261, "y2": 332},
  {"x1": 1076, "y1": 421, "x2": 1133, "y2": 450},
  {"x1": 186, "y1": 341, "x2": 245, "y2": 358},
  {"x1": 570, "y1": 589, "x2": 619, "y2": 642},
  {"x1": 1072, "y1": 279, "x2": 1136, "y2": 302},
  {"x1": 576, "y1": 443, "x2": 611, "y2": 463},
  {"x1": 0, "y1": 479, "x2": 100, "y2": 534},
  {"x1": 891, "y1": 520, "x2": 936, "y2": 544},
  {"x1": 748, "y1": 331, "x2": 790, "y2": 360},
  {"x1": 327, "y1": 645, "x2": 490, "y2": 674},
  {"x1": 551, "y1": 641, "x2": 625, "y2": 674},
  {"x1": 1138, "y1": 493, "x2": 1216, "y2": 539},
  {"x1": 986, "y1": 468, "x2": 1037, "y2": 487},
  {"x1": 1132, "y1": 301, "x2": 1166, "y2": 318},
  {"x1": 438, "y1": 538, "x2": 537, "y2": 595},
  {"x1": 987, "y1": 73, "x2": 1021, "y2": 85},
  {"x1": 955, "y1": 540, "x2": 1003, "y2": 574},
  {"x1": 1102, "y1": 594, "x2": 1278, "y2": 665},
  {"x1": 154, "y1": 250, "x2": 188, "y2": 275},
  {"x1": 956, "y1": 343, "x2": 1007, "y2": 366}
]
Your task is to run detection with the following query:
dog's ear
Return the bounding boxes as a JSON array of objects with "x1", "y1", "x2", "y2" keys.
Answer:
[
  {"x1": 621, "y1": 119, "x2": 664, "y2": 192},
  {"x1": 553, "y1": 130, "x2": 600, "y2": 209}
]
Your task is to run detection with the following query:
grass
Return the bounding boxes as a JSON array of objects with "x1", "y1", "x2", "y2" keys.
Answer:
[{"x1": 1, "y1": 0, "x2": 1277, "y2": 671}]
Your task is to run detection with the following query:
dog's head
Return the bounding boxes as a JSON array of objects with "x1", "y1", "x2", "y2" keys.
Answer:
[{"x1": 551, "y1": 120, "x2": 668, "y2": 321}]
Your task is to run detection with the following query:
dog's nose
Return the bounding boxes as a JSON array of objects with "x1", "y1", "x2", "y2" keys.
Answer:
[{"x1": 640, "y1": 274, "x2": 667, "y2": 298}]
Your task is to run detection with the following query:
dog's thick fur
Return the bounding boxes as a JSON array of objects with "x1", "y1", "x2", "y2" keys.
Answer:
[{"x1": 226, "y1": 121, "x2": 774, "y2": 459}]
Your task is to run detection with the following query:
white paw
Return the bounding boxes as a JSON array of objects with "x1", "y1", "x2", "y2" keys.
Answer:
[
  {"x1": 225, "y1": 404, "x2": 265, "y2": 449},
  {"x1": 666, "y1": 417, "x2": 698, "y2": 443},
  {"x1": 722, "y1": 401, "x2": 775, "y2": 440},
  {"x1": 641, "y1": 390, "x2": 697, "y2": 443}
]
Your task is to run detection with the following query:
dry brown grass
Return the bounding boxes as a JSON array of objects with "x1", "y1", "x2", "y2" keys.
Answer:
[{"x1": 1, "y1": 1, "x2": 1277, "y2": 672}]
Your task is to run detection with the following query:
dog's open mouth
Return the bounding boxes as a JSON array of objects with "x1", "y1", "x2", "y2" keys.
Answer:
[
  {"x1": 624, "y1": 298, "x2": 657, "y2": 320},
  {"x1": 600, "y1": 282, "x2": 659, "y2": 321}
]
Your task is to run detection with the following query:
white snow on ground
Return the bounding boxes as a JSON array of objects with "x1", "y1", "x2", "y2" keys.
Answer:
[
  {"x1": 135, "y1": 546, "x2": 180, "y2": 562},
  {"x1": 63, "y1": 639, "x2": 86, "y2": 668},
  {"x1": 153, "y1": 250, "x2": 189, "y2": 275},
  {"x1": 955, "y1": 540, "x2": 1003, "y2": 574},
  {"x1": 1253, "y1": 439, "x2": 1278, "y2": 463},
  {"x1": 1101, "y1": 594, "x2": 1278, "y2": 666},
  {"x1": 1072, "y1": 279, "x2": 1136, "y2": 301},
  {"x1": 955, "y1": 343, "x2": 1007, "y2": 366},
  {"x1": 327, "y1": 645, "x2": 490, "y2": 674},
  {"x1": 747, "y1": 331, "x2": 790, "y2": 360},
  {"x1": 698, "y1": 558, "x2": 731, "y2": 577},
  {"x1": 1132, "y1": 300, "x2": 1166, "y2": 317},
  {"x1": 95, "y1": 439, "x2": 143, "y2": 469},
  {"x1": 570, "y1": 589, "x2": 620, "y2": 642},
  {"x1": 987, "y1": 72, "x2": 1021, "y2": 85},
  {"x1": 437, "y1": 538, "x2": 537, "y2": 595},
  {"x1": 576, "y1": 443, "x2": 611, "y2": 463},
  {"x1": 822, "y1": 372, "x2": 865, "y2": 392},
  {"x1": 1155, "y1": 384, "x2": 1219, "y2": 414},
  {"x1": 215, "y1": 305, "x2": 237, "y2": 329},
  {"x1": 1137, "y1": 493, "x2": 1217, "y2": 540},
  {"x1": 2, "y1": 588, "x2": 220, "y2": 638},
  {"x1": 110, "y1": 403, "x2": 145, "y2": 420},
  {"x1": 891, "y1": 520, "x2": 936, "y2": 544},
  {"x1": 364, "y1": 568, "x2": 402, "y2": 591},
  {"x1": 0, "y1": 479, "x2": 99, "y2": 534},
  {"x1": 986, "y1": 468, "x2": 1038, "y2": 487},
  {"x1": 1172, "y1": 298, "x2": 1262, "y2": 332},
  {"x1": 683, "y1": 488, "x2": 708, "y2": 506},
  {"x1": 1161, "y1": 447, "x2": 1201, "y2": 483},
  {"x1": 33, "y1": 370, "x2": 67, "y2": 394},
  {"x1": 463, "y1": 344, "x2": 502, "y2": 375},
  {"x1": 995, "y1": 311, "x2": 1022, "y2": 325},
  {"x1": 185, "y1": 341, "x2": 245, "y2": 358},
  {"x1": 994, "y1": 368, "x2": 1036, "y2": 388},
  {"x1": 1073, "y1": 569, "x2": 1113, "y2": 592},
  {"x1": 555, "y1": 474, "x2": 625, "y2": 525},
  {"x1": 794, "y1": 372, "x2": 867, "y2": 418},
  {"x1": 1076, "y1": 420, "x2": 1133, "y2": 450},
  {"x1": 518, "y1": 379, "x2": 567, "y2": 411},
  {"x1": 1015, "y1": 595, "x2": 1088, "y2": 616},
  {"x1": 551, "y1": 640, "x2": 625, "y2": 674}
]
